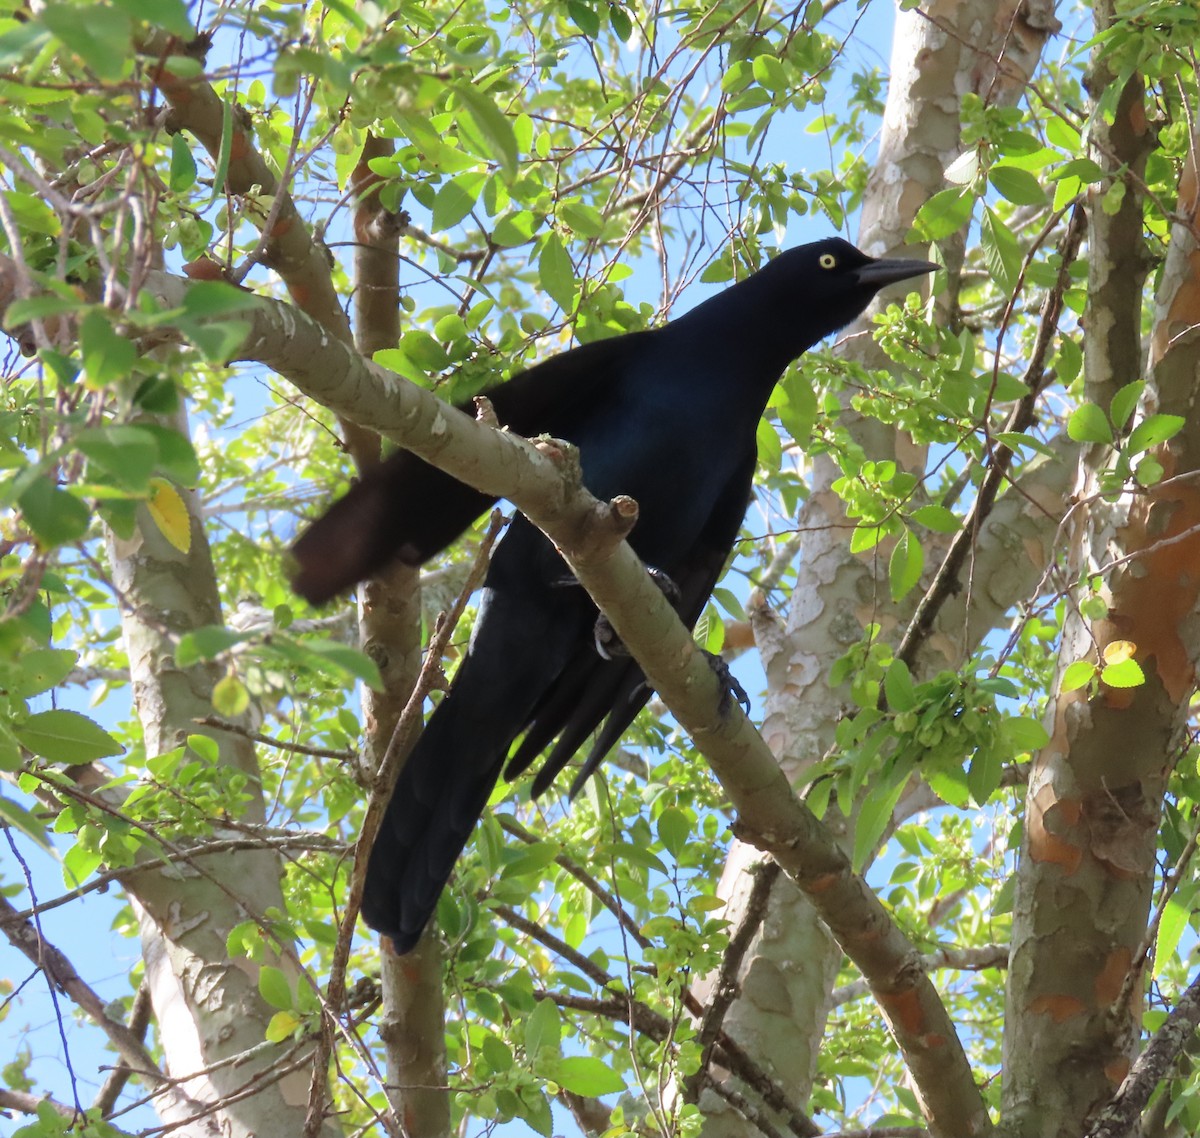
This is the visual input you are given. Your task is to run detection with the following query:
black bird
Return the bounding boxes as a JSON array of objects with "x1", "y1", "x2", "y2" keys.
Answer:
[{"x1": 292, "y1": 237, "x2": 936, "y2": 952}]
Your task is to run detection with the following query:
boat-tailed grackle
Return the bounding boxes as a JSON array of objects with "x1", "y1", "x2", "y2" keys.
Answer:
[{"x1": 291, "y1": 237, "x2": 936, "y2": 952}]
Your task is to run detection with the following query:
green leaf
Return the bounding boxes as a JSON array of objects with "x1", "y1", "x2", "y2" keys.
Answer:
[
  {"x1": 168, "y1": 133, "x2": 196, "y2": 193},
  {"x1": 543, "y1": 1055, "x2": 624, "y2": 1097},
  {"x1": 481, "y1": 1032, "x2": 513, "y2": 1073},
  {"x1": 711, "y1": 586, "x2": 746, "y2": 621},
  {"x1": 992, "y1": 373, "x2": 1029, "y2": 402},
  {"x1": 995, "y1": 431, "x2": 1057, "y2": 458},
  {"x1": 910, "y1": 504, "x2": 959, "y2": 534},
  {"x1": 852, "y1": 774, "x2": 907, "y2": 872},
  {"x1": 751, "y1": 54, "x2": 787, "y2": 91},
  {"x1": 182, "y1": 281, "x2": 262, "y2": 319},
  {"x1": 1101, "y1": 657, "x2": 1144, "y2": 688},
  {"x1": 40, "y1": 2, "x2": 131, "y2": 80},
  {"x1": 849, "y1": 524, "x2": 885, "y2": 553},
  {"x1": 1109, "y1": 381, "x2": 1144, "y2": 431},
  {"x1": 140, "y1": 424, "x2": 200, "y2": 485},
  {"x1": 0, "y1": 725, "x2": 21, "y2": 772},
  {"x1": 567, "y1": 0, "x2": 600, "y2": 35},
  {"x1": 884, "y1": 659, "x2": 917, "y2": 712},
  {"x1": 301, "y1": 640, "x2": 384, "y2": 691},
  {"x1": 538, "y1": 232, "x2": 576, "y2": 313},
  {"x1": 75, "y1": 425, "x2": 159, "y2": 490},
  {"x1": 1049, "y1": 156, "x2": 1105, "y2": 184},
  {"x1": 756, "y1": 417, "x2": 782, "y2": 471},
  {"x1": 1056, "y1": 336, "x2": 1082, "y2": 387},
  {"x1": 63, "y1": 841, "x2": 103, "y2": 888},
  {"x1": 175, "y1": 626, "x2": 248, "y2": 666},
  {"x1": 5, "y1": 294, "x2": 83, "y2": 326},
  {"x1": 967, "y1": 738, "x2": 1004, "y2": 805},
  {"x1": 455, "y1": 85, "x2": 518, "y2": 177},
  {"x1": 1067, "y1": 402, "x2": 1113, "y2": 445},
  {"x1": 559, "y1": 200, "x2": 604, "y2": 238},
  {"x1": 888, "y1": 529, "x2": 923, "y2": 602},
  {"x1": 11, "y1": 648, "x2": 77, "y2": 697},
  {"x1": 1154, "y1": 888, "x2": 1194, "y2": 979},
  {"x1": 980, "y1": 206, "x2": 1022, "y2": 292},
  {"x1": 1127, "y1": 414, "x2": 1185, "y2": 455},
  {"x1": 18, "y1": 476, "x2": 90, "y2": 546},
  {"x1": 517, "y1": 1088, "x2": 554, "y2": 1138},
  {"x1": 912, "y1": 187, "x2": 974, "y2": 241},
  {"x1": 80, "y1": 310, "x2": 136, "y2": 387},
  {"x1": 656, "y1": 806, "x2": 690, "y2": 858},
  {"x1": 1135, "y1": 455, "x2": 1165, "y2": 487},
  {"x1": 187, "y1": 733, "x2": 219, "y2": 763},
  {"x1": 398, "y1": 329, "x2": 450, "y2": 373},
  {"x1": 0, "y1": 792, "x2": 51, "y2": 850},
  {"x1": 212, "y1": 674, "x2": 250, "y2": 717},
  {"x1": 502, "y1": 842, "x2": 558, "y2": 880},
  {"x1": 111, "y1": 0, "x2": 194, "y2": 35},
  {"x1": 258, "y1": 965, "x2": 293, "y2": 1011},
  {"x1": 1060, "y1": 660, "x2": 1096, "y2": 693},
  {"x1": 14, "y1": 709, "x2": 123, "y2": 762},
  {"x1": 977, "y1": 676, "x2": 1019, "y2": 698},
  {"x1": 432, "y1": 173, "x2": 486, "y2": 231},
  {"x1": 265, "y1": 1010, "x2": 302, "y2": 1043},
  {"x1": 609, "y1": 4, "x2": 632, "y2": 39},
  {"x1": 524, "y1": 997, "x2": 562, "y2": 1059},
  {"x1": 492, "y1": 210, "x2": 538, "y2": 247},
  {"x1": 989, "y1": 164, "x2": 1046, "y2": 206},
  {"x1": 604, "y1": 840, "x2": 666, "y2": 875},
  {"x1": 925, "y1": 764, "x2": 970, "y2": 809},
  {"x1": 1045, "y1": 117, "x2": 1081, "y2": 151},
  {"x1": 1001, "y1": 718, "x2": 1049, "y2": 753}
]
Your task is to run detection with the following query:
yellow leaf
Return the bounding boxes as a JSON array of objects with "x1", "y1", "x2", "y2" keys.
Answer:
[
  {"x1": 213, "y1": 673, "x2": 249, "y2": 717},
  {"x1": 265, "y1": 1010, "x2": 302, "y2": 1043},
  {"x1": 147, "y1": 478, "x2": 191, "y2": 553},
  {"x1": 1102, "y1": 639, "x2": 1136, "y2": 666}
]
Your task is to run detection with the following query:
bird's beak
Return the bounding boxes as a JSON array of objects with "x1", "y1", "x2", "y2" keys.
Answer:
[{"x1": 853, "y1": 256, "x2": 939, "y2": 289}]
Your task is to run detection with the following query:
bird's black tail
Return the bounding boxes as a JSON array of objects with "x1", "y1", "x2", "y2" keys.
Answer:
[
  {"x1": 361, "y1": 683, "x2": 511, "y2": 953},
  {"x1": 359, "y1": 519, "x2": 599, "y2": 951}
]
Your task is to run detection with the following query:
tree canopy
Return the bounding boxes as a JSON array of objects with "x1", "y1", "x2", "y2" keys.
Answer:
[{"x1": 2, "y1": 1, "x2": 1200, "y2": 1137}]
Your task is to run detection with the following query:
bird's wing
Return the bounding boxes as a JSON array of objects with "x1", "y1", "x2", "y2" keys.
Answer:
[
  {"x1": 505, "y1": 449, "x2": 758, "y2": 798},
  {"x1": 291, "y1": 333, "x2": 648, "y2": 604}
]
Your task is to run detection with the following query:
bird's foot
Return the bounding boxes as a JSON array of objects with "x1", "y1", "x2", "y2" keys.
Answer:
[
  {"x1": 701, "y1": 650, "x2": 751, "y2": 717},
  {"x1": 593, "y1": 566, "x2": 681, "y2": 660}
]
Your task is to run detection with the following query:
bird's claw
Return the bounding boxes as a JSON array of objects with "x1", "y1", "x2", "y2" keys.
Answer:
[
  {"x1": 593, "y1": 565, "x2": 682, "y2": 660},
  {"x1": 701, "y1": 650, "x2": 751, "y2": 717}
]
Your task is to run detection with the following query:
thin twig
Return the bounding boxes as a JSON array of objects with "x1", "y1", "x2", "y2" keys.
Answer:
[
  {"x1": 683, "y1": 859, "x2": 780, "y2": 1102},
  {"x1": 195, "y1": 715, "x2": 354, "y2": 760}
]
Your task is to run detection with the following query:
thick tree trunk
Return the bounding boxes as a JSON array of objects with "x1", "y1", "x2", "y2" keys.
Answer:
[
  {"x1": 108, "y1": 409, "x2": 339, "y2": 1138},
  {"x1": 700, "y1": 2, "x2": 1060, "y2": 1133},
  {"x1": 1000, "y1": 96, "x2": 1200, "y2": 1134}
]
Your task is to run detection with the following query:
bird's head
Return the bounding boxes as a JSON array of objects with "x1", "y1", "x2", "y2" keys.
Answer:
[{"x1": 761, "y1": 236, "x2": 938, "y2": 348}]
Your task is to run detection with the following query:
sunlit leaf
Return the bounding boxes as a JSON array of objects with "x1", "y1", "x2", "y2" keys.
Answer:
[
  {"x1": 146, "y1": 477, "x2": 192, "y2": 553},
  {"x1": 14, "y1": 709, "x2": 123, "y2": 762}
]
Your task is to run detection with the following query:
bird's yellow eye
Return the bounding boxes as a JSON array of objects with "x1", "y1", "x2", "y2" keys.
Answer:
[{"x1": 818, "y1": 253, "x2": 837, "y2": 269}]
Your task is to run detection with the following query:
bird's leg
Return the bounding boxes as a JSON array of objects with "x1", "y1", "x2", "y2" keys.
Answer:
[
  {"x1": 593, "y1": 570, "x2": 750, "y2": 718},
  {"x1": 593, "y1": 566, "x2": 681, "y2": 660},
  {"x1": 701, "y1": 650, "x2": 751, "y2": 717}
]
